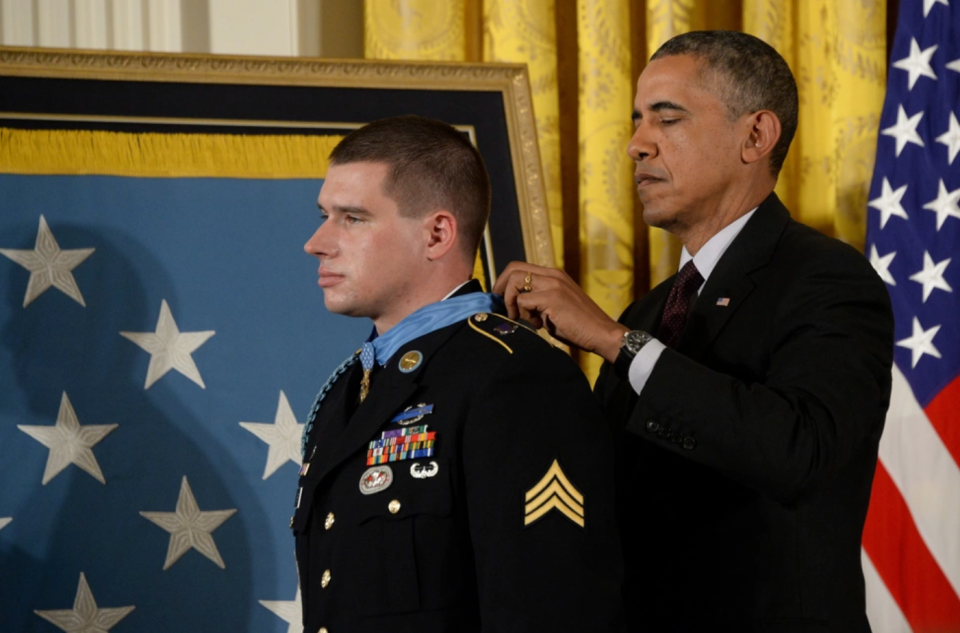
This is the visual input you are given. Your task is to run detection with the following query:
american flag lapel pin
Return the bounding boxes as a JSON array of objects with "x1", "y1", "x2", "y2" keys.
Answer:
[{"x1": 716, "y1": 297, "x2": 730, "y2": 307}]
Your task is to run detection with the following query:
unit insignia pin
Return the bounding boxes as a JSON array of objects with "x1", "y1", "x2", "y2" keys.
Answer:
[
  {"x1": 493, "y1": 322, "x2": 519, "y2": 336},
  {"x1": 359, "y1": 466, "x2": 394, "y2": 495},
  {"x1": 410, "y1": 461, "x2": 440, "y2": 479},
  {"x1": 474, "y1": 313, "x2": 488, "y2": 322},
  {"x1": 398, "y1": 350, "x2": 423, "y2": 373}
]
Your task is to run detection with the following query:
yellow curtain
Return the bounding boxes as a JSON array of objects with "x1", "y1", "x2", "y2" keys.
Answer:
[
  {"x1": 364, "y1": 0, "x2": 467, "y2": 60},
  {"x1": 483, "y1": 0, "x2": 565, "y2": 267},
  {"x1": 744, "y1": 0, "x2": 886, "y2": 251},
  {"x1": 577, "y1": 0, "x2": 635, "y2": 382}
]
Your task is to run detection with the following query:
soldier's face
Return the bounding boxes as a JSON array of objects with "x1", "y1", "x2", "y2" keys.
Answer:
[{"x1": 305, "y1": 161, "x2": 425, "y2": 327}]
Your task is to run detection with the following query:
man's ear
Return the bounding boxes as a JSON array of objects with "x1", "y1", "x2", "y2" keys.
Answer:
[
  {"x1": 424, "y1": 210, "x2": 458, "y2": 261},
  {"x1": 742, "y1": 110, "x2": 782, "y2": 165}
]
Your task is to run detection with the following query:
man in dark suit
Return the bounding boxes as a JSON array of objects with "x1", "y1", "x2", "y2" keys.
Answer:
[
  {"x1": 293, "y1": 115, "x2": 623, "y2": 633},
  {"x1": 494, "y1": 31, "x2": 894, "y2": 632}
]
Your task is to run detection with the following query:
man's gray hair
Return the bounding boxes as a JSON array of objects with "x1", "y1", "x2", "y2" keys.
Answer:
[{"x1": 652, "y1": 30, "x2": 799, "y2": 176}]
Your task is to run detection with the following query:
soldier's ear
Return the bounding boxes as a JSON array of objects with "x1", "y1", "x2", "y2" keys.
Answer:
[{"x1": 424, "y1": 210, "x2": 458, "y2": 261}]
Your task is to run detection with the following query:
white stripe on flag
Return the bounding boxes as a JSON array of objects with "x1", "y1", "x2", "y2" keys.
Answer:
[
  {"x1": 879, "y1": 366, "x2": 960, "y2": 598},
  {"x1": 863, "y1": 548, "x2": 913, "y2": 633}
]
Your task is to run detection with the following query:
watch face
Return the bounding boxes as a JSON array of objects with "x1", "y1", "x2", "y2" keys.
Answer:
[{"x1": 624, "y1": 331, "x2": 651, "y2": 354}]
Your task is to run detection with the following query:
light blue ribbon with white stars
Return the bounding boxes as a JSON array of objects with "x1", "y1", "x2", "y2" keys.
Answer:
[{"x1": 300, "y1": 291, "x2": 503, "y2": 456}]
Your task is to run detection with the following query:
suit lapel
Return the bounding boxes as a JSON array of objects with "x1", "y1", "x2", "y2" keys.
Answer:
[{"x1": 680, "y1": 192, "x2": 791, "y2": 360}]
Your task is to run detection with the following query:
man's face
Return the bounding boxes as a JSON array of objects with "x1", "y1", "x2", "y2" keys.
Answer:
[
  {"x1": 304, "y1": 161, "x2": 425, "y2": 325},
  {"x1": 628, "y1": 54, "x2": 748, "y2": 232}
]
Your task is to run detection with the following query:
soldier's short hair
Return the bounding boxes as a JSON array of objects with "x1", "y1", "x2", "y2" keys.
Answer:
[
  {"x1": 652, "y1": 30, "x2": 799, "y2": 177},
  {"x1": 329, "y1": 115, "x2": 491, "y2": 261}
]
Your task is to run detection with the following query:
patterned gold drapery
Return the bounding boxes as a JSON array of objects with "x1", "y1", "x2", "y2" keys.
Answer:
[
  {"x1": 577, "y1": 0, "x2": 635, "y2": 381},
  {"x1": 363, "y1": 0, "x2": 886, "y2": 381},
  {"x1": 364, "y1": 0, "x2": 467, "y2": 60},
  {"x1": 744, "y1": 0, "x2": 886, "y2": 251},
  {"x1": 483, "y1": 0, "x2": 565, "y2": 267}
]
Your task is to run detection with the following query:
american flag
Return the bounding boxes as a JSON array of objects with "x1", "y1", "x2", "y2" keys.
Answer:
[
  {"x1": 0, "y1": 172, "x2": 369, "y2": 632},
  {"x1": 862, "y1": 0, "x2": 960, "y2": 631}
]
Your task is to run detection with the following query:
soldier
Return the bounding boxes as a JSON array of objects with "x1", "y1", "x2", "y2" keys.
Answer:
[{"x1": 293, "y1": 115, "x2": 623, "y2": 633}]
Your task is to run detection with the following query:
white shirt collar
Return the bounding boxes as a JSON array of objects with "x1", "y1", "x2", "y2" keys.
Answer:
[
  {"x1": 441, "y1": 279, "x2": 473, "y2": 301},
  {"x1": 678, "y1": 208, "x2": 757, "y2": 291}
]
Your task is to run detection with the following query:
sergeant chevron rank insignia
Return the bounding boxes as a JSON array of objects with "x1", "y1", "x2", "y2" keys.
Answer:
[{"x1": 523, "y1": 459, "x2": 585, "y2": 528}]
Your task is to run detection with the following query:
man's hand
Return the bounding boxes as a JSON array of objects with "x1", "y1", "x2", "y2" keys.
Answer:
[{"x1": 492, "y1": 262, "x2": 628, "y2": 363}]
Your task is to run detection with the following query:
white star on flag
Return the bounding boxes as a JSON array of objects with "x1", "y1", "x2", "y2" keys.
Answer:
[
  {"x1": 881, "y1": 105, "x2": 925, "y2": 156},
  {"x1": 922, "y1": 179, "x2": 960, "y2": 230},
  {"x1": 948, "y1": 57, "x2": 960, "y2": 73},
  {"x1": 935, "y1": 112, "x2": 960, "y2": 164},
  {"x1": 18, "y1": 392, "x2": 118, "y2": 485},
  {"x1": 869, "y1": 178, "x2": 910, "y2": 228},
  {"x1": 34, "y1": 572, "x2": 135, "y2": 633},
  {"x1": 120, "y1": 300, "x2": 215, "y2": 389},
  {"x1": 893, "y1": 38, "x2": 938, "y2": 89},
  {"x1": 923, "y1": 0, "x2": 949, "y2": 16},
  {"x1": 259, "y1": 588, "x2": 304, "y2": 633},
  {"x1": 240, "y1": 391, "x2": 304, "y2": 480},
  {"x1": 140, "y1": 476, "x2": 237, "y2": 570},
  {"x1": 896, "y1": 316, "x2": 942, "y2": 368},
  {"x1": 909, "y1": 251, "x2": 952, "y2": 302},
  {"x1": 869, "y1": 245, "x2": 897, "y2": 286},
  {"x1": 0, "y1": 518, "x2": 11, "y2": 531},
  {"x1": 0, "y1": 215, "x2": 94, "y2": 308}
]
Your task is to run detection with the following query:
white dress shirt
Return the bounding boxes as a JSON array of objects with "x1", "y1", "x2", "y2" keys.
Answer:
[{"x1": 628, "y1": 208, "x2": 757, "y2": 395}]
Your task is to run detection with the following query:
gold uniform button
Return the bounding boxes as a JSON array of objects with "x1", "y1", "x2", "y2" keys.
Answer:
[
  {"x1": 388, "y1": 499, "x2": 402, "y2": 514},
  {"x1": 319, "y1": 628, "x2": 329, "y2": 633},
  {"x1": 289, "y1": 516, "x2": 294, "y2": 528},
  {"x1": 324, "y1": 512, "x2": 335, "y2": 530},
  {"x1": 321, "y1": 569, "x2": 332, "y2": 588},
  {"x1": 474, "y1": 313, "x2": 488, "y2": 322}
]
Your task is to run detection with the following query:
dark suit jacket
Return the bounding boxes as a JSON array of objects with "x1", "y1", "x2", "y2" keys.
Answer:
[
  {"x1": 595, "y1": 193, "x2": 894, "y2": 633},
  {"x1": 294, "y1": 293, "x2": 624, "y2": 633}
]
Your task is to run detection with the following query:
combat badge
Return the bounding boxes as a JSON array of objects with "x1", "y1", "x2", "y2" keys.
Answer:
[
  {"x1": 523, "y1": 459, "x2": 585, "y2": 528},
  {"x1": 410, "y1": 461, "x2": 439, "y2": 479},
  {"x1": 359, "y1": 465, "x2": 394, "y2": 495},
  {"x1": 390, "y1": 403, "x2": 434, "y2": 426}
]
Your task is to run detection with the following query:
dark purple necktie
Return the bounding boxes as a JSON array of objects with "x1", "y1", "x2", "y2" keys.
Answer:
[{"x1": 658, "y1": 260, "x2": 704, "y2": 348}]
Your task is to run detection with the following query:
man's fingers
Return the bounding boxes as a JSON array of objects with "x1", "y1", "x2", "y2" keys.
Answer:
[{"x1": 492, "y1": 261, "x2": 569, "y2": 295}]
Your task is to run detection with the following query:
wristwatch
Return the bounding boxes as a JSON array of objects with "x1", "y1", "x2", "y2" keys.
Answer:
[{"x1": 614, "y1": 330, "x2": 653, "y2": 379}]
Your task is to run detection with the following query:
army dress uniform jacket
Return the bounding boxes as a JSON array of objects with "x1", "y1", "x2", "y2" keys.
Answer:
[
  {"x1": 293, "y1": 304, "x2": 624, "y2": 633},
  {"x1": 595, "y1": 193, "x2": 894, "y2": 633}
]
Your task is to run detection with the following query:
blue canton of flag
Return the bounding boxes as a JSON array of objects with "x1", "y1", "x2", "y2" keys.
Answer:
[{"x1": 862, "y1": 1, "x2": 960, "y2": 631}]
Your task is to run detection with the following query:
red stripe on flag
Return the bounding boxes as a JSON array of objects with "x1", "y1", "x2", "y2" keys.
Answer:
[
  {"x1": 863, "y1": 460, "x2": 960, "y2": 632},
  {"x1": 924, "y1": 374, "x2": 960, "y2": 471}
]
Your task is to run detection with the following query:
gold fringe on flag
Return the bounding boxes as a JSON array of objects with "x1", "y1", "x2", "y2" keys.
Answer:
[{"x1": 0, "y1": 128, "x2": 342, "y2": 179}]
